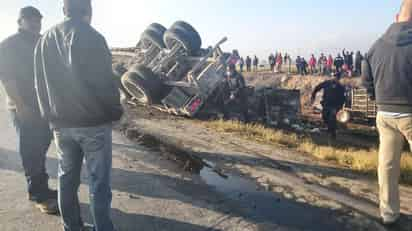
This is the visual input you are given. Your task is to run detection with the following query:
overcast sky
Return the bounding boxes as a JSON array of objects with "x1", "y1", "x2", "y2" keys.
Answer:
[{"x1": 0, "y1": 0, "x2": 401, "y2": 59}]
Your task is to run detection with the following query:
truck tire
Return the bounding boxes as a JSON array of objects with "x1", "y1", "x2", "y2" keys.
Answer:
[
  {"x1": 147, "y1": 23, "x2": 167, "y2": 35},
  {"x1": 163, "y1": 27, "x2": 201, "y2": 55},
  {"x1": 170, "y1": 21, "x2": 202, "y2": 52},
  {"x1": 113, "y1": 63, "x2": 132, "y2": 99},
  {"x1": 141, "y1": 28, "x2": 166, "y2": 49},
  {"x1": 121, "y1": 67, "x2": 163, "y2": 105}
]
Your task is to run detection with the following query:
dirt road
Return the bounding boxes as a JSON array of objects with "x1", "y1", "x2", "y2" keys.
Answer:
[{"x1": 0, "y1": 88, "x2": 398, "y2": 230}]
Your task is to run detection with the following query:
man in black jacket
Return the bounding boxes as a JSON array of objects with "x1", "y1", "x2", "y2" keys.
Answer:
[
  {"x1": 245, "y1": 56, "x2": 252, "y2": 72},
  {"x1": 223, "y1": 64, "x2": 248, "y2": 121},
  {"x1": 362, "y1": 0, "x2": 412, "y2": 226},
  {"x1": 354, "y1": 51, "x2": 363, "y2": 76},
  {"x1": 34, "y1": 0, "x2": 122, "y2": 230},
  {"x1": 334, "y1": 54, "x2": 344, "y2": 75},
  {"x1": 0, "y1": 6, "x2": 58, "y2": 214},
  {"x1": 311, "y1": 76, "x2": 345, "y2": 140}
]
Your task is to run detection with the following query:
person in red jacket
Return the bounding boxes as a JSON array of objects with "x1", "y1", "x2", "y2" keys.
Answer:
[
  {"x1": 309, "y1": 54, "x2": 317, "y2": 75},
  {"x1": 275, "y1": 52, "x2": 283, "y2": 73},
  {"x1": 326, "y1": 55, "x2": 334, "y2": 76}
]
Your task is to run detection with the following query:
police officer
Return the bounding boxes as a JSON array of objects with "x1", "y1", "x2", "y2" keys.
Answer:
[
  {"x1": 0, "y1": 7, "x2": 58, "y2": 214},
  {"x1": 223, "y1": 64, "x2": 248, "y2": 121},
  {"x1": 311, "y1": 75, "x2": 346, "y2": 140}
]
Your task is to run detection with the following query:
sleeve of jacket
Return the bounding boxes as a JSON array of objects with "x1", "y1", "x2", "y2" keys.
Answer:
[
  {"x1": 0, "y1": 41, "x2": 32, "y2": 113},
  {"x1": 72, "y1": 31, "x2": 123, "y2": 121},
  {"x1": 361, "y1": 53, "x2": 375, "y2": 99},
  {"x1": 34, "y1": 39, "x2": 52, "y2": 119},
  {"x1": 311, "y1": 81, "x2": 326, "y2": 100}
]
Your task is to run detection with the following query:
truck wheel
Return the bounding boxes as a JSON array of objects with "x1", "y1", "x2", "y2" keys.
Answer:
[
  {"x1": 170, "y1": 21, "x2": 202, "y2": 52},
  {"x1": 164, "y1": 27, "x2": 201, "y2": 55},
  {"x1": 141, "y1": 28, "x2": 166, "y2": 49},
  {"x1": 147, "y1": 23, "x2": 167, "y2": 35},
  {"x1": 113, "y1": 63, "x2": 132, "y2": 99},
  {"x1": 121, "y1": 67, "x2": 162, "y2": 105}
]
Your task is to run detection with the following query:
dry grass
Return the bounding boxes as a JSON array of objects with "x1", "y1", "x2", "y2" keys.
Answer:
[{"x1": 204, "y1": 120, "x2": 412, "y2": 185}]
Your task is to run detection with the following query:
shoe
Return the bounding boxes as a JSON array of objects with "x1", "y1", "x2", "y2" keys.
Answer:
[
  {"x1": 382, "y1": 216, "x2": 400, "y2": 228},
  {"x1": 80, "y1": 223, "x2": 95, "y2": 231},
  {"x1": 29, "y1": 188, "x2": 58, "y2": 201},
  {"x1": 34, "y1": 198, "x2": 59, "y2": 215},
  {"x1": 46, "y1": 189, "x2": 58, "y2": 199}
]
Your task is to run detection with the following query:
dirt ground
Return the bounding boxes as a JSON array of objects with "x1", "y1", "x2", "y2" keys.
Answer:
[{"x1": 120, "y1": 100, "x2": 412, "y2": 231}]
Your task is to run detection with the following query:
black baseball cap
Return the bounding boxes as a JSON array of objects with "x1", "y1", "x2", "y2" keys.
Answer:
[{"x1": 19, "y1": 6, "x2": 42, "y2": 20}]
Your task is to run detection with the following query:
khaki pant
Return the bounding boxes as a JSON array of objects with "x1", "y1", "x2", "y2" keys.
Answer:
[{"x1": 376, "y1": 114, "x2": 412, "y2": 220}]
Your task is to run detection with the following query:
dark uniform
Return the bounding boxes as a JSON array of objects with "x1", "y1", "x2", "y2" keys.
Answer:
[
  {"x1": 312, "y1": 79, "x2": 346, "y2": 139},
  {"x1": 223, "y1": 68, "x2": 248, "y2": 121},
  {"x1": 0, "y1": 26, "x2": 53, "y2": 201}
]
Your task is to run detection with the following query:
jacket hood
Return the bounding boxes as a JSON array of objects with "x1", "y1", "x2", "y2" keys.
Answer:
[{"x1": 383, "y1": 21, "x2": 412, "y2": 46}]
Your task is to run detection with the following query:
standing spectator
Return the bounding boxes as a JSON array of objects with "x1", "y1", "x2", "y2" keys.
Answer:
[
  {"x1": 301, "y1": 58, "x2": 308, "y2": 76},
  {"x1": 285, "y1": 53, "x2": 292, "y2": 73},
  {"x1": 354, "y1": 51, "x2": 363, "y2": 76},
  {"x1": 296, "y1": 56, "x2": 302, "y2": 75},
  {"x1": 326, "y1": 55, "x2": 334, "y2": 76},
  {"x1": 276, "y1": 52, "x2": 283, "y2": 73},
  {"x1": 245, "y1": 56, "x2": 252, "y2": 72},
  {"x1": 318, "y1": 53, "x2": 327, "y2": 75},
  {"x1": 362, "y1": 1, "x2": 412, "y2": 226},
  {"x1": 334, "y1": 54, "x2": 344, "y2": 75},
  {"x1": 309, "y1": 54, "x2": 317, "y2": 75},
  {"x1": 268, "y1": 54, "x2": 275, "y2": 72},
  {"x1": 239, "y1": 57, "x2": 245, "y2": 73},
  {"x1": 343, "y1": 49, "x2": 354, "y2": 77},
  {"x1": 253, "y1": 55, "x2": 259, "y2": 72},
  {"x1": 0, "y1": 6, "x2": 58, "y2": 215},
  {"x1": 34, "y1": 0, "x2": 123, "y2": 230}
]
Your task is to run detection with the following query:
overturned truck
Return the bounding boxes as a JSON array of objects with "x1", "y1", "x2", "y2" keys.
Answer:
[{"x1": 112, "y1": 21, "x2": 301, "y2": 126}]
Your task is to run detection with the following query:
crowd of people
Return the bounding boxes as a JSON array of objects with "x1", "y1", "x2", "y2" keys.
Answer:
[
  {"x1": 294, "y1": 50, "x2": 364, "y2": 77},
  {"x1": 237, "y1": 50, "x2": 365, "y2": 78}
]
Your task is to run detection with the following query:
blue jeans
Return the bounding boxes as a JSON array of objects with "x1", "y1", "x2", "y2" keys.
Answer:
[
  {"x1": 9, "y1": 109, "x2": 52, "y2": 202},
  {"x1": 54, "y1": 124, "x2": 114, "y2": 231}
]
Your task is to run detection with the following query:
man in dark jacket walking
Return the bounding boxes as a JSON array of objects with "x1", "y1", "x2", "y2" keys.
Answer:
[
  {"x1": 311, "y1": 76, "x2": 345, "y2": 140},
  {"x1": 0, "y1": 6, "x2": 58, "y2": 214},
  {"x1": 34, "y1": 0, "x2": 122, "y2": 230},
  {"x1": 362, "y1": 0, "x2": 412, "y2": 226}
]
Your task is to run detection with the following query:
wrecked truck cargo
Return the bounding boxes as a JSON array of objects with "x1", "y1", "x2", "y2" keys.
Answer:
[
  {"x1": 337, "y1": 88, "x2": 377, "y2": 124},
  {"x1": 112, "y1": 21, "x2": 301, "y2": 126},
  {"x1": 246, "y1": 88, "x2": 301, "y2": 126}
]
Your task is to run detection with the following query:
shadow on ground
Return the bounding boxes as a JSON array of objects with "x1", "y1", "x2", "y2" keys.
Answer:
[
  {"x1": 0, "y1": 146, "x2": 402, "y2": 231},
  {"x1": 79, "y1": 204, "x2": 222, "y2": 231}
]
